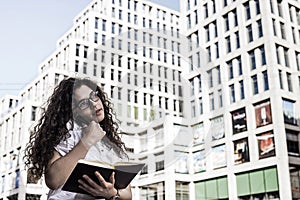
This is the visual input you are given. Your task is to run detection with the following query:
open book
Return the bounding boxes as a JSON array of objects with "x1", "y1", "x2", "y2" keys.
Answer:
[{"x1": 62, "y1": 159, "x2": 145, "y2": 195}]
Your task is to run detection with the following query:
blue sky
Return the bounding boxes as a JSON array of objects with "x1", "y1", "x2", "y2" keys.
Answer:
[{"x1": 0, "y1": 0, "x2": 179, "y2": 98}]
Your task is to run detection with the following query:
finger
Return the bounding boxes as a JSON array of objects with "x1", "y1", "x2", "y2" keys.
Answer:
[
  {"x1": 94, "y1": 171, "x2": 107, "y2": 187},
  {"x1": 82, "y1": 174, "x2": 102, "y2": 189},
  {"x1": 109, "y1": 172, "x2": 115, "y2": 185},
  {"x1": 78, "y1": 179, "x2": 97, "y2": 195}
]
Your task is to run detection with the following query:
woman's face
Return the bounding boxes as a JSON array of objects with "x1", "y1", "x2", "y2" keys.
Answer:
[{"x1": 74, "y1": 85, "x2": 105, "y2": 124}]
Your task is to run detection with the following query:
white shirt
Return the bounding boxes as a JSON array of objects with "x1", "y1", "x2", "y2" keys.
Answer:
[{"x1": 47, "y1": 122, "x2": 126, "y2": 200}]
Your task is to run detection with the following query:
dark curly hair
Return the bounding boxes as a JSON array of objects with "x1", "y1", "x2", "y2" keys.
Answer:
[{"x1": 24, "y1": 77, "x2": 126, "y2": 182}]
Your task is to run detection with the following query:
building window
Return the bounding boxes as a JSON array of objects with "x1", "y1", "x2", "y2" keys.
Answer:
[
  {"x1": 235, "y1": 31, "x2": 240, "y2": 48},
  {"x1": 127, "y1": 73, "x2": 131, "y2": 84},
  {"x1": 118, "y1": 87, "x2": 122, "y2": 100},
  {"x1": 76, "y1": 44, "x2": 80, "y2": 56},
  {"x1": 111, "y1": 69, "x2": 114, "y2": 80},
  {"x1": 218, "y1": 89, "x2": 223, "y2": 108},
  {"x1": 31, "y1": 106, "x2": 37, "y2": 121},
  {"x1": 263, "y1": 71, "x2": 269, "y2": 91},
  {"x1": 224, "y1": 14, "x2": 229, "y2": 31},
  {"x1": 111, "y1": 37, "x2": 115, "y2": 48},
  {"x1": 95, "y1": 17, "x2": 99, "y2": 29},
  {"x1": 287, "y1": 131, "x2": 300, "y2": 156},
  {"x1": 127, "y1": 90, "x2": 131, "y2": 102},
  {"x1": 207, "y1": 46, "x2": 211, "y2": 62},
  {"x1": 213, "y1": 21, "x2": 218, "y2": 38},
  {"x1": 94, "y1": 32, "x2": 98, "y2": 44},
  {"x1": 134, "y1": 91, "x2": 138, "y2": 103},
  {"x1": 93, "y1": 49, "x2": 98, "y2": 61},
  {"x1": 230, "y1": 84, "x2": 235, "y2": 103},
  {"x1": 284, "y1": 47, "x2": 290, "y2": 67},
  {"x1": 244, "y1": 1, "x2": 251, "y2": 20},
  {"x1": 228, "y1": 61, "x2": 233, "y2": 79},
  {"x1": 83, "y1": 62, "x2": 87, "y2": 74},
  {"x1": 191, "y1": 100, "x2": 196, "y2": 117},
  {"x1": 134, "y1": 74, "x2": 138, "y2": 86},
  {"x1": 234, "y1": 138, "x2": 250, "y2": 164},
  {"x1": 292, "y1": 27, "x2": 297, "y2": 44},
  {"x1": 236, "y1": 168, "x2": 279, "y2": 198},
  {"x1": 279, "y1": 70, "x2": 283, "y2": 89},
  {"x1": 112, "y1": 22, "x2": 115, "y2": 34},
  {"x1": 118, "y1": 71, "x2": 122, "y2": 82},
  {"x1": 249, "y1": 50, "x2": 256, "y2": 70},
  {"x1": 176, "y1": 182, "x2": 189, "y2": 199},
  {"x1": 102, "y1": 19, "x2": 106, "y2": 31},
  {"x1": 134, "y1": 106, "x2": 139, "y2": 120},
  {"x1": 239, "y1": 80, "x2": 245, "y2": 100},
  {"x1": 119, "y1": 25, "x2": 122, "y2": 34},
  {"x1": 257, "y1": 19, "x2": 263, "y2": 37},
  {"x1": 195, "y1": 177, "x2": 229, "y2": 199},
  {"x1": 75, "y1": 60, "x2": 79, "y2": 72},
  {"x1": 217, "y1": 66, "x2": 221, "y2": 84},
  {"x1": 208, "y1": 70, "x2": 213, "y2": 88},
  {"x1": 155, "y1": 160, "x2": 164, "y2": 171},
  {"x1": 209, "y1": 93, "x2": 215, "y2": 111},
  {"x1": 118, "y1": 39, "x2": 122, "y2": 50},
  {"x1": 199, "y1": 97, "x2": 203, "y2": 114},
  {"x1": 272, "y1": 19, "x2": 277, "y2": 36},
  {"x1": 93, "y1": 65, "x2": 97, "y2": 76},
  {"x1": 280, "y1": 22, "x2": 286, "y2": 39},
  {"x1": 204, "y1": 3, "x2": 208, "y2": 18},
  {"x1": 255, "y1": 0, "x2": 260, "y2": 14},
  {"x1": 196, "y1": 76, "x2": 201, "y2": 94},
  {"x1": 252, "y1": 75, "x2": 259, "y2": 94},
  {"x1": 260, "y1": 46, "x2": 266, "y2": 65},
  {"x1": 101, "y1": 66, "x2": 105, "y2": 78},
  {"x1": 287, "y1": 72, "x2": 293, "y2": 92},
  {"x1": 296, "y1": 52, "x2": 300, "y2": 71},
  {"x1": 226, "y1": 36, "x2": 231, "y2": 53},
  {"x1": 231, "y1": 108, "x2": 247, "y2": 134},
  {"x1": 247, "y1": 24, "x2": 253, "y2": 42},
  {"x1": 283, "y1": 99, "x2": 297, "y2": 125},
  {"x1": 276, "y1": 45, "x2": 281, "y2": 64},
  {"x1": 119, "y1": 9, "x2": 122, "y2": 20},
  {"x1": 102, "y1": 34, "x2": 106, "y2": 45},
  {"x1": 238, "y1": 56, "x2": 243, "y2": 75}
]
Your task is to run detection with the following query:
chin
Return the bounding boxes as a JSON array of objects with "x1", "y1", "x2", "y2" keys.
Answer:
[{"x1": 97, "y1": 116, "x2": 104, "y2": 122}]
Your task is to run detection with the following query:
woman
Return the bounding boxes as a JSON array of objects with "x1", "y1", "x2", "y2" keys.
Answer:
[{"x1": 24, "y1": 77, "x2": 131, "y2": 200}]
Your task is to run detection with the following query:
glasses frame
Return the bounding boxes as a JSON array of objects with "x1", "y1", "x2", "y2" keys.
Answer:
[{"x1": 77, "y1": 90, "x2": 100, "y2": 110}]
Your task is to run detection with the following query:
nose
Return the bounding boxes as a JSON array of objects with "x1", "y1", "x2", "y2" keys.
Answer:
[{"x1": 89, "y1": 99, "x2": 98, "y2": 107}]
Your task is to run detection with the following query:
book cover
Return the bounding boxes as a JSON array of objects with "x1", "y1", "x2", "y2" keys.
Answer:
[{"x1": 62, "y1": 159, "x2": 145, "y2": 195}]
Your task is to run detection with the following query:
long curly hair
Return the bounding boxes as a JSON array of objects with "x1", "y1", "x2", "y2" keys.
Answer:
[{"x1": 24, "y1": 77, "x2": 126, "y2": 182}]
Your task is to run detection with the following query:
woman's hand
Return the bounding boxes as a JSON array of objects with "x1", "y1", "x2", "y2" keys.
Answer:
[
  {"x1": 81, "y1": 121, "x2": 106, "y2": 149},
  {"x1": 78, "y1": 172, "x2": 117, "y2": 199}
]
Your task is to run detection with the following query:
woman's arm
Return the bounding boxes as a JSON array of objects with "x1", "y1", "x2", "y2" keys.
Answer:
[
  {"x1": 118, "y1": 185, "x2": 132, "y2": 200},
  {"x1": 45, "y1": 139, "x2": 90, "y2": 189},
  {"x1": 45, "y1": 121, "x2": 106, "y2": 190}
]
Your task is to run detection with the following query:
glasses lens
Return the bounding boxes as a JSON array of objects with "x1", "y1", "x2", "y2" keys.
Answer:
[
  {"x1": 90, "y1": 91, "x2": 100, "y2": 102},
  {"x1": 77, "y1": 91, "x2": 99, "y2": 110},
  {"x1": 78, "y1": 99, "x2": 90, "y2": 110}
]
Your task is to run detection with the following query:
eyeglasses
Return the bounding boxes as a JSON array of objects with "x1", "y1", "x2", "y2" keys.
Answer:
[{"x1": 77, "y1": 90, "x2": 100, "y2": 110}]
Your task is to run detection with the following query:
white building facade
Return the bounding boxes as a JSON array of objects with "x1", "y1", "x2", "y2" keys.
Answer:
[{"x1": 181, "y1": 0, "x2": 300, "y2": 199}]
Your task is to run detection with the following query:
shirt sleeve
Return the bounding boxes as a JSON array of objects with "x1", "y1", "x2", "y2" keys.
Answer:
[{"x1": 54, "y1": 127, "x2": 82, "y2": 156}]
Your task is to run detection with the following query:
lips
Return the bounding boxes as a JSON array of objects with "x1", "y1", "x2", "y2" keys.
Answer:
[{"x1": 95, "y1": 108, "x2": 102, "y2": 116}]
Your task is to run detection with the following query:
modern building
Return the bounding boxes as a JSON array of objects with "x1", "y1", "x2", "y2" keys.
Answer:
[
  {"x1": 181, "y1": 0, "x2": 300, "y2": 199},
  {"x1": 1, "y1": 0, "x2": 300, "y2": 199}
]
